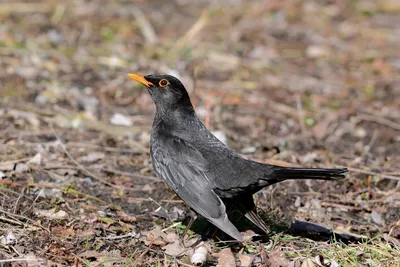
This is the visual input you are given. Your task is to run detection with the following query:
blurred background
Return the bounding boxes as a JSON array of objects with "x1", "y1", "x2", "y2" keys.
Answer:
[{"x1": 0, "y1": 0, "x2": 399, "y2": 265}]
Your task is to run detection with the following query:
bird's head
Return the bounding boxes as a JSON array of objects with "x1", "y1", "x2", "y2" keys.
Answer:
[{"x1": 127, "y1": 73, "x2": 193, "y2": 115}]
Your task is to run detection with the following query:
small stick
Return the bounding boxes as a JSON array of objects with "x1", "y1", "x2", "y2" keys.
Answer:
[
  {"x1": 336, "y1": 165, "x2": 400, "y2": 181},
  {"x1": 357, "y1": 114, "x2": 400, "y2": 131}
]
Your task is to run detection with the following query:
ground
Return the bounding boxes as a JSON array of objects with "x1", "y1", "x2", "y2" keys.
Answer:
[{"x1": 0, "y1": 0, "x2": 399, "y2": 266}]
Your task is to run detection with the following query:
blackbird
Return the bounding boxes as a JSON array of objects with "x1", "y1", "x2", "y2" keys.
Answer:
[{"x1": 127, "y1": 73, "x2": 347, "y2": 241}]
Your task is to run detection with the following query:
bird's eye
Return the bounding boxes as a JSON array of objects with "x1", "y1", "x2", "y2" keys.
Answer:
[{"x1": 159, "y1": 79, "x2": 169, "y2": 87}]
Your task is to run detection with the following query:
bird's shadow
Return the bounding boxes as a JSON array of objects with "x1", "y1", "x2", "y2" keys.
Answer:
[{"x1": 185, "y1": 210, "x2": 362, "y2": 245}]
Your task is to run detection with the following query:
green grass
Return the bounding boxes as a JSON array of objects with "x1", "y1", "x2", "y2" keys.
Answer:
[{"x1": 319, "y1": 238, "x2": 399, "y2": 266}]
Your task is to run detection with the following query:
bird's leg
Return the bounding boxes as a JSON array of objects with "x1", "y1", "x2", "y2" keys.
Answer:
[{"x1": 180, "y1": 211, "x2": 197, "y2": 248}]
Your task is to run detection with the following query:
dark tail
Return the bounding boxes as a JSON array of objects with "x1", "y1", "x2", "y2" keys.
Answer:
[{"x1": 272, "y1": 167, "x2": 347, "y2": 181}]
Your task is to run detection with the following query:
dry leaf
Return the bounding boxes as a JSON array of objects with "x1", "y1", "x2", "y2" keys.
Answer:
[
  {"x1": 15, "y1": 163, "x2": 29, "y2": 173},
  {"x1": 241, "y1": 230, "x2": 258, "y2": 240},
  {"x1": 28, "y1": 153, "x2": 42, "y2": 165},
  {"x1": 35, "y1": 208, "x2": 67, "y2": 220},
  {"x1": 116, "y1": 210, "x2": 137, "y2": 223},
  {"x1": 267, "y1": 249, "x2": 290, "y2": 267},
  {"x1": 80, "y1": 152, "x2": 105, "y2": 163},
  {"x1": 162, "y1": 240, "x2": 185, "y2": 256},
  {"x1": 0, "y1": 231, "x2": 16, "y2": 245},
  {"x1": 287, "y1": 260, "x2": 302, "y2": 267},
  {"x1": 238, "y1": 253, "x2": 254, "y2": 267},
  {"x1": 216, "y1": 248, "x2": 236, "y2": 267},
  {"x1": 301, "y1": 258, "x2": 316, "y2": 267},
  {"x1": 110, "y1": 113, "x2": 133, "y2": 126}
]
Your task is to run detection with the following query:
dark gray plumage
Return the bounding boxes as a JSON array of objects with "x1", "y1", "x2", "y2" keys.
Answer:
[{"x1": 127, "y1": 73, "x2": 347, "y2": 241}]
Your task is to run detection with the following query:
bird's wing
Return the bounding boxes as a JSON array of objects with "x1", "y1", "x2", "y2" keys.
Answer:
[{"x1": 151, "y1": 137, "x2": 243, "y2": 241}]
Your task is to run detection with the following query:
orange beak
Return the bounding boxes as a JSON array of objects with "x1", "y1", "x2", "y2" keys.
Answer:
[{"x1": 126, "y1": 73, "x2": 154, "y2": 87}]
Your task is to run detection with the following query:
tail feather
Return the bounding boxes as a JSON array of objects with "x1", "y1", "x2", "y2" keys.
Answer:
[
  {"x1": 273, "y1": 167, "x2": 347, "y2": 181},
  {"x1": 245, "y1": 209, "x2": 270, "y2": 235}
]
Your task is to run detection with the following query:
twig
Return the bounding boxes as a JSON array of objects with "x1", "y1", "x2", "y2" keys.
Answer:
[
  {"x1": 384, "y1": 172, "x2": 400, "y2": 175},
  {"x1": 265, "y1": 98, "x2": 311, "y2": 118},
  {"x1": 51, "y1": 125, "x2": 131, "y2": 189},
  {"x1": 99, "y1": 167, "x2": 159, "y2": 181},
  {"x1": 21, "y1": 188, "x2": 44, "y2": 215},
  {"x1": 0, "y1": 3, "x2": 51, "y2": 14},
  {"x1": 35, "y1": 164, "x2": 159, "y2": 182},
  {"x1": 135, "y1": 242, "x2": 153, "y2": 266},
  {"x1": 133, "y1": 7, "x2": 158, "y2": 44},
  {"x1": 364, "y1": 130, "x2": 379, "y2": 153},
  {"x1": 103, "y1": 231, "x2": 137, "y2": 240},
  {"x1": 67, "y1": 142, "x2": 142, "y2": 154},
  {"x1": 123, "y1": 197, "x2": 182, "y2": 203},
  {"x1": 320, "y1": 202, "x2": 368, "y2": 211},
  {"x1": 171, "y1": 9, "x2": 209, "y2": 52},
  {"x1": 0, "y1": 157, "x2": 31, "y2": 166},
  {"x1": 32, "y1": 164, "x2": 155, "y2": 192},
  {"x1": 336, "y1": 165, "x2": 400, "y2": 181},
  {"x1": 296, "y1": 94, "x2": 306, "y2": 135},
  {"x1": 13, "y1": 187, "x2": 26, "y2": 214},
  {"x1": 357, "y1": 114, "x2": 400, "y2": 131},
  {"x1": 0, "y1": 258, "x2": 43, "y2": 264},
  {"x1": 0, "y1": 208, "x2": 49, "y2": 233},
  {"x1": 0, "y1": 216, "x2": 24, "y2": 226},
  {"x1": 27, "y1": 182, "x2": 107, "y2": 204},
  {"x1": 0, "y1": 187, "x2": 24, "y2": 197}
]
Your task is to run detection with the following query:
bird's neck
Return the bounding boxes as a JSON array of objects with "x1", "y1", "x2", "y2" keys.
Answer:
[{"x1": 154, "y1": 104, "x2": 198, "y2": 129}]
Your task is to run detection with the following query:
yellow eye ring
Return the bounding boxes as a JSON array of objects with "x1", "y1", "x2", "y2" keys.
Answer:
[{"x1": 159, "y1": 79, "x2": 169, "y2": 87}]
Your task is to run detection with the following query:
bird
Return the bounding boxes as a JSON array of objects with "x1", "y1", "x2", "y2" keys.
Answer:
[{"x1": 127, "y1": 73, "x2": 347, "y2": 241}]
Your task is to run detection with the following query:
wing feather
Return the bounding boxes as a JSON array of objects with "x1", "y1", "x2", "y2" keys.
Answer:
[{"x1": 151, "y1": 136, "x2": 243, "y2": 241}]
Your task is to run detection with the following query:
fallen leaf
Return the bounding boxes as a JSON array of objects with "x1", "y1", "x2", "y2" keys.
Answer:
[
  {"x1": 80, "y1": 152, "x2": 105, "y2": 163},
  {"x1": 28, "y1": 153, "x2": 42, "y2": 165},
  {"x1": 216, "y1": 248, "x2": 236, "y2": 267},
  {"x1": 287, "y1": 259, "x2": 302, "y2": 267},
  {"x1": 152, "y1": 206, "x2": 171, "y2": 220},
  {"x1": 19, "y1": 254, "x2": 47, "y2": 267},
  {"x1": 144, "y1": 226, "x2": 168, "y2": 246},
  {"x1": 162, "y1": 240, "x2": 185, "y2": 256},
  {"x1": 0, "y1": 163, "x2": 16, "y2": 171},
  {"x1": 15, "y1": 163, "x2": 29, "y2": 173},
  {"x1": 116, "y1": 210, "x2": 137, "y2": 223},
  {"x1": 0, "y1": 231, "x2": 16, "y2": 245},
  {"x1": 301, "y1": 258, "x2": 316, "y2": 267},
  {"x1": 79, "y1": 250, "x2": 104, "y2": 258},
  {"x1": 238, "y1": 253, "x2": 254, "y2": 267},
  {"x1": 110, "y1": 113, "x2": 133, "y2": 126},
  {"x1": 311, "y1": 111, "x2": 340, "y2": 140},
  {"x1": 165, "y1": 232, "x2": 178, "y2": 243},
  {"x1": 79, "y1": 250, "x2": 121, "y2": 267},
  {"x1": 51, "y1": 226, "x2": 76, "y2": 238},
  {"x1": 306, "y1": 45, "x2": 330, "y2": 58},
  {"x1": 267, "y1": 249, "x2": 290, "y2": 267},
  {"x1": 35, "y1": 208, "x2": 67, "y2": 220},
  {"x1": 171, "y1": 206, "x2": 185, "y2": 221},
  {"x1": 241, "y1": 230, "x2": 258, "y2": 241},
  {"x1": 371, "y1": 210, "x2": 385, "y2": 226},
  {"x1": 8, "y1": 109, "x2": 40, "y2": 126},
  {"x1": 76, "y1": 229, "x2": 96, "y2": 238}
]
